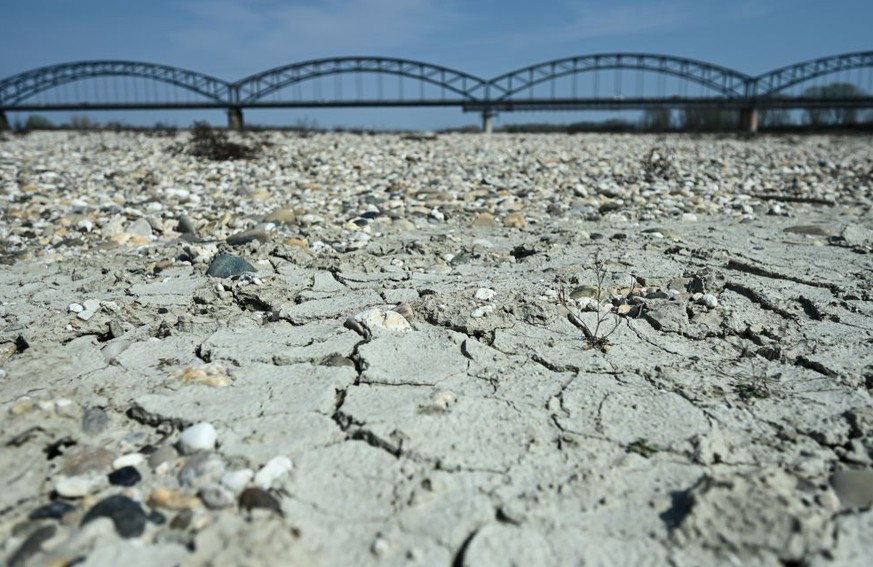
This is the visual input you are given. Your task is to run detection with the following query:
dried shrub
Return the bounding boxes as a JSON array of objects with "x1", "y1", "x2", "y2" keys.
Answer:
[
  {"x1": 559, "y1": 252, "x2": 624, "y2": 352},
  {"x1": 180, "y1": 121, "x2": 255, "y2": 160}
]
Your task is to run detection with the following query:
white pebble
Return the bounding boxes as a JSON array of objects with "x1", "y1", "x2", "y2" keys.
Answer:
[
  {"x1": 178, "y1": 422, "x2": 218, "y2": 454},
  {"x1": 430, "y1": 389, "x2": 457, "y2": 411},
  {"x1": 221, "y1": 468, "x2": 254, "y2": 493},
  {"x1": 474, "y1": 288, "x2": 495, "y2": 301},
  {"x1": 68, "y1": 303, "x2": 84, "y2": 313},
  {"x1": 55, "y1": 473, "x2": 107, "y2": 498},
  {"x1": 666, "y1": 289, "x2": 681, "y2": 300},
  {"x1": 254, "y1": 456, "x2": 294, "y2": 489},
  {"x1": 700, "y1": 293, "x2": 719, "y2": 308},
  {"x1": 371, "y1": 536, "x2": 390, "y2": 557},
  {"x1": 113, "y1": 453, "x2": 146, "y2": 469}
]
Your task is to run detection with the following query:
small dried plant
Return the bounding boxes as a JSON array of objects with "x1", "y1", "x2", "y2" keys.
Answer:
[{"x1": 558, "y1": 252, "x2": 622, "y2": 352}]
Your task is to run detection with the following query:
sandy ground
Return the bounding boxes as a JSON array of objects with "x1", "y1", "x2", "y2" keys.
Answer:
[{"x1": 1, "y1": 132, "x2": 873, "y2": 566}]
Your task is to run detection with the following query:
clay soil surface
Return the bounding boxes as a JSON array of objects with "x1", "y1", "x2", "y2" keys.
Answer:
[{"x1": 1, "y1": 131, "x2": 873, "y2": 566}]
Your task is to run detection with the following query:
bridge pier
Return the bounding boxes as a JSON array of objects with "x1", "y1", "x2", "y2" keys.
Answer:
[
  {"x1": 481, "y1": 108, "x2": 494, "y2": 134},
  {"x1": 227, "y1": 107, "x2": 244, "y2": 130},
  {"x1": 740, "y1": 107, "x2": 758, "y2": 133},
  {"x1": 0, "y1": 111, "x2": 8, "y2": 131}
]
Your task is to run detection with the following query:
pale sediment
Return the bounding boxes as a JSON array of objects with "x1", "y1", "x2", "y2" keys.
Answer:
[{"x1": 1, "y1": 131, "x2": 872, "y2": 566}]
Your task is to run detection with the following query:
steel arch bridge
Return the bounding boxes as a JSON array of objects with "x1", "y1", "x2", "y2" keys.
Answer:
[
  {"x1": 1, "y1": 51, "x2": 872, "y2": 132},
  {"x1": 753, "y1": 50, "x2": 873, "y2": 95},
  {"x1": 0, "y1": 60, "x2": 232, "y2": 107},
  {"x1": 233, "y1": 57, "x2": 488, "y2": 104},
  {"x1": 486, "y1": 53, "x2": 751, "y2": 100}
]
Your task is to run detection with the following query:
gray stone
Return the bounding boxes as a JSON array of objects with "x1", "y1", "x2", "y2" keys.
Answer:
[
  {"x1": 842, "y1": 223, "x2": 873, "y2": 247},
  {"x1": 82, "y1": 406, "x2": 110, "y2": 435},
  {"x1": 830, "y1": 470, "x2": 873, "y2": 508},
  {"x1": 199, "y1": 483, "x2": 236, "y2": 509},
  {"x1": 206, "y1": 254, "x2": 257, "y2": 278},
  {"x1": 226, "y1": 229, "x2": 270, "y2": 246},
  {"x1": 179, "y1": 453, "x2": 226, "y2": 488}
]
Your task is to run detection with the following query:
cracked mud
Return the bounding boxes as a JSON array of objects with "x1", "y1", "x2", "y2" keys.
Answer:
[{"x1": 1, "y1": 131, "x2": 873, "y2": 566}]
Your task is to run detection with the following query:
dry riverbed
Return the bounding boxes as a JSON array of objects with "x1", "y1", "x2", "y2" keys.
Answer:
[{"x1": 1, "y1": 130, "x2": 872, "y2": 566}]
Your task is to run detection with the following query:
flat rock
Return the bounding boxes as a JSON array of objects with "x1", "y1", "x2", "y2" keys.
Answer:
[
  {"x1": 81, "y1": 494, "x2": 148, "y2": 538},
  {"x1": 206, "y1": 254, "x2": 257, "y2": 278},
  {"x1": 830, "y1": 470, "x2": 873, "y2": 508}
]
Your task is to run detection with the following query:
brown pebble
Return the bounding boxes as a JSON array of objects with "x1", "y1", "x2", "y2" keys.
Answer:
[
  {"x1": 471, "y1": 213, "x2": 497, "y2": 227},
  {"x1": 264, "y1": 207, "x2": 298, "y2": 226},
  {"x1": 238, "y1": 487, "x2": 284, "y2": 517},
  {"x1": 149, "y1": 487, "x2": 201, "y2": 510},
  {"x1": 9, "y1": 399, "x2": 34, "y2": 416},
  {"x1": 502, "y1": 212, "x2": 526, "y2": 228}
]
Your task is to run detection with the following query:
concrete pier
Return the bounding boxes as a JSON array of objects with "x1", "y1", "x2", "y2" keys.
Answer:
[
  {"x1": 227, "y1": 107, "x2": 244, "y2": 130},
  {"x1": 0, "y1": 111, "x2": 8, "y2": 131},
  {"x1": 481, "y1": 108, "x2": 493, "y2": 134},
  {"x1": 740, "y1": 107, "x2": 758, "y2": 133}
]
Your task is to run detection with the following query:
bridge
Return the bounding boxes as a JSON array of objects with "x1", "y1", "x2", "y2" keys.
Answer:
[{"x1": 1, "y1": 51, "x2": 872, "y2": 132}]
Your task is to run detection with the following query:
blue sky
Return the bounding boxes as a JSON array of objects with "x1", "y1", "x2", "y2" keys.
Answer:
[{"x1": 2, "y1": 0, "x2": 871, "y2": 129}]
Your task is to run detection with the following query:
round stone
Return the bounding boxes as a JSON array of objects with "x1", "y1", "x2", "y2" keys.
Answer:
[
  {"x1": 178, "y1": 422, "x2": 218, "y2": 454},
  {"x1": 113, "y1": 453, "x2": 145, "y2": 469},
  {"x1": 221, "y1": 469, "x2": 255, "y2": 493},
  {"x1": 238, "y1": 487, "x2": 283, "y2": 516},
  {"x1": 108, "y1": 466, "x2": 142, "y2": 487},
  {"x1": 199, "y1": 484, "x2": 236, "y2": 509}
]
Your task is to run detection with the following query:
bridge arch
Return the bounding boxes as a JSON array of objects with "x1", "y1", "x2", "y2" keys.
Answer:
[
  {"x1": 234, "y1": 57, "x2": 488, "y2": 103},
  {"x1": 0, "y1": 60, "x2": 233, "y2": 105},
  {"x1": 753, "y1": 50, "x2": 873, "y2": 95},
  {"x1": 487, "y1": 53, "x2": 752, "y2": 99}
]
